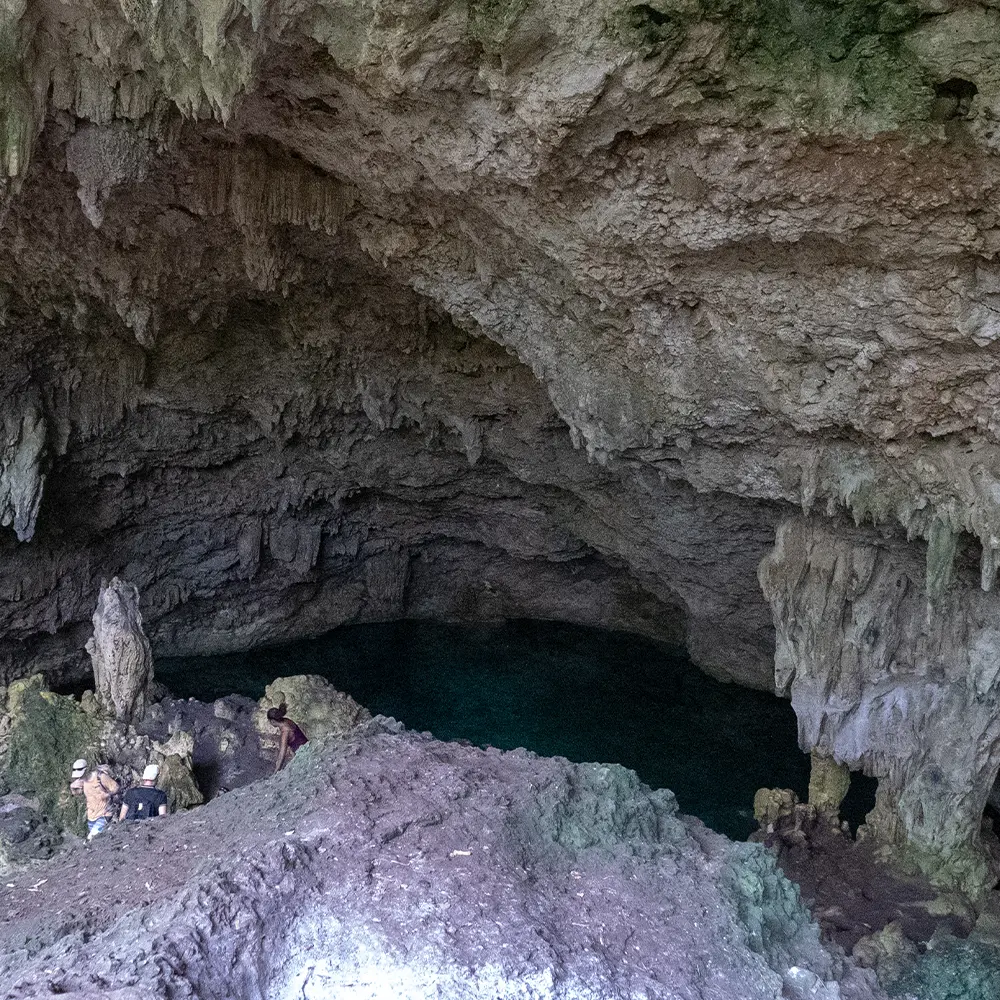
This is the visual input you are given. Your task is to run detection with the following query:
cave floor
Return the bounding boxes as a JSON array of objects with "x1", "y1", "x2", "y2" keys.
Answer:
[
  {"x1": 0, "y1": 719, "x2": 872, "y2": 1000},
  {"x1": 760, "y1": 811, "x2": 976, "y2": 957}
]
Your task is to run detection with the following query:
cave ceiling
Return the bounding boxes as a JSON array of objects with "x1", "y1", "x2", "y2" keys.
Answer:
[{"x1": 1, "y1": 0, "x2": 999, "y2": 690}]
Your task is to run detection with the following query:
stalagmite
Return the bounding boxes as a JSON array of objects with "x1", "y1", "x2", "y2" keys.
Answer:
[
  {"x1": 808, "y1": 749, "x2": 850, "y2": 818},
  {"x1": 85, "y1": 577, "x2": 154, "y2": 724}
]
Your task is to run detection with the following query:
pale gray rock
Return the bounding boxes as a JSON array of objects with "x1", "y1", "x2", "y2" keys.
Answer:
[
  {"x1": 86, "y1": 577, "x2": 154, "y2": 724},
  {"x1": 759, "y1": 517, "x2": 1000, "y2": 896}
]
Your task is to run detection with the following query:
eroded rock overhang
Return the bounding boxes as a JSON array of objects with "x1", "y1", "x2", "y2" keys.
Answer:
[{"x1": 1, "y1": 3, "x2": 1000, "y2": 731}]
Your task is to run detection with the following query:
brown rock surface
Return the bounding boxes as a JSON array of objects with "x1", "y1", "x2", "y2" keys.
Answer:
[{"x1": 1, "y1": 0, "x2": 998, "y2": 697}]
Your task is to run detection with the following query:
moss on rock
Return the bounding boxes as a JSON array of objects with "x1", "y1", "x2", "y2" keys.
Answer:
[
  {"x1": 609, "y1": 0, "x2": 935, "y2": 130},
  {"x1": 468, "y1": 0, "x2": 532, "y2": 53},
  {"x1": 4, "y1": 675, "x2": 103, "y2": 829}
]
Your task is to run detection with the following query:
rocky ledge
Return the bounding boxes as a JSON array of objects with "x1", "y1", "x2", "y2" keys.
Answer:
[{"x1": 0, "y1": 717, "x2": 885, "y2": 1000}]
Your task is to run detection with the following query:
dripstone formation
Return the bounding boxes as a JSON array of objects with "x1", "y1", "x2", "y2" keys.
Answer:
[{"x1": 2, "y1": 0, "x2": 1000, "y2": 890}]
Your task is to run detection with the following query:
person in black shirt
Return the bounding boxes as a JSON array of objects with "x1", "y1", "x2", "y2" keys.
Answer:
[{"x1": 119, "y1": 764, "x2": 168, "y2": 822}]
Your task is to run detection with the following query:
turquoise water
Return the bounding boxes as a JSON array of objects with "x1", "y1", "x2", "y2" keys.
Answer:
[{"x1": 159, "y1": 619, "x2": 822, "y2": 840}]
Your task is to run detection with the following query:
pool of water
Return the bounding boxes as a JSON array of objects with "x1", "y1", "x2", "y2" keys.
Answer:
[{"x1": 159, "y1": 619, "x2": 826, "y2": 840}]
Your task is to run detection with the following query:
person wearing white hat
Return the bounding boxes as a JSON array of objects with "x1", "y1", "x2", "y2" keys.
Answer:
[
  {"x1": 69, "y1": 759, "x2": 87, "y2": 797},
  {"x1": 81, "y1": 764, "x2": 120, "y2": 840},
  {"x1": 119, "y1": 764, "x2": 168, "y2": 822}
]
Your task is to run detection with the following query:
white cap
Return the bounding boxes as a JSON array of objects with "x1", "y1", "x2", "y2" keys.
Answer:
[
  {"x1": 142, "y1": 764, "x2": 160, "y2": 781},
  {"x1": 72, "y1": 758, "x2": 87, "y2": 770}
]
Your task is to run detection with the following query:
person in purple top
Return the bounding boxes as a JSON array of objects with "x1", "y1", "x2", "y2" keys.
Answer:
[{"x1": 267, "y1": 703, "x2": 308, "y2": 773}]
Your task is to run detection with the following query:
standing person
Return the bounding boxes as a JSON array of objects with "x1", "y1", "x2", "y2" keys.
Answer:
[
  {"x1": 82, "y1": 764, "x2": 120, "y2": 841},
  {"x1": 266, "y1": 704, "x2": 308, "y2": 773},
  {"x1": 69, "y1": 759, "x2": 86, "y2": 797},
  {"x1": 119, "y1": 764, "x2": 168, "y2": 822}
]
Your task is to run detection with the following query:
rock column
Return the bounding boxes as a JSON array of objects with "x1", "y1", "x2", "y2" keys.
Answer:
[
  {"x1": 759, "y1": 517, "x2": 1000, "y2": 896},
  {"x1": 85, "y1": 577, "x2": 153, "y2": 725}
]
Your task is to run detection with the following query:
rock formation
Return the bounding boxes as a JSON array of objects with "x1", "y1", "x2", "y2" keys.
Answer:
[
  {"x1": 256, "y1": 673, "x2": 371, "y2": 747},
  {"x1": 0, "y1": 0, "x2": 999, "y2": 894},
  {"x1": 0, "y1": 718, "x2": 886, "y2": 1000},
  {"x1": 760, "y1": 516, "x2": 1000, "y2": 895},
  {"x1": 86, "y1": 577, "x2": 154, "y2": 724}
]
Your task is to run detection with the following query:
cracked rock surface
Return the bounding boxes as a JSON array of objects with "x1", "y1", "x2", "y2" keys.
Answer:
[{"x1": 0, "y1": 719, "x2": 885, "y2": 1000}]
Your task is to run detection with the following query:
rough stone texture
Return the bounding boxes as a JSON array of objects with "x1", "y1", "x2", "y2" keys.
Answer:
[
  {"x1": 0, "y1": 719, "x2": 887, "y2": 1000},
  {"x1": 86, "y1": 577, "x2": 154, "y2": 724},
  {"x1": 759, "y1": 516, "x2": 1000, "y2": 895},
  {"x1": 0, "y1": 803, "x2": 62, "y2": 864},
  {"x1": 2, "y1": 0, "x2": 1000, "y2": 889},
  {"x1": 256, "y1": 673, "x2": 372, "y2": 748},
  {"x1": 140, "y1": 693, "x2": 272, "y2": 798},
  {"x1": 2, "y1": 674, "x2": 102, "y2": 829},
  {"x1": 809, "y1": 749, "x2": 851, "y2": 816},
  {"x1": 5, "y1": 0, "x2": 1000, "y2": 697}
]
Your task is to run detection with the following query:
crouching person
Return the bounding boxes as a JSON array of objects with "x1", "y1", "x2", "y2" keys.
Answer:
[{"x1": 120, "y1": 764, "x2": 168, "y2": 822}]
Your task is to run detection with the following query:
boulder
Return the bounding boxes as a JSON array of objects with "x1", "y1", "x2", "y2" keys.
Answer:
[
  {"x1": 0, "y1": 804, "x2": 63, "y2": 862},
  {"x1": 2, "y1": 675, "x2": 102, "y2": 830},
  {"x1": 255, "y1": 675, "x2": 371, "y2": 755}
]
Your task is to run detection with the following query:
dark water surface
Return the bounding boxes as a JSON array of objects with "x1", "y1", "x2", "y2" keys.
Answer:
[{"x1": 159, "y1": 619, "x2": 816, "y2": 840}]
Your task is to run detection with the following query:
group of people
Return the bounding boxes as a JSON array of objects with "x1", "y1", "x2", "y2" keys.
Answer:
[
  {"x1": 68, "y1": 702, "x2": 308, "y2": 841},
  {"x1": 70, "y1": 760, "x2": 168, "y2": 840}
]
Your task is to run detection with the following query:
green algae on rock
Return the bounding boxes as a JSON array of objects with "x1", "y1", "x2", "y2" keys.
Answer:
[
  {"x1": 3, "y1": 675, "x2": 102, "y2": 830},
  {"x1": 609, "y1": 0, "x2": 938, "y2": 131}
]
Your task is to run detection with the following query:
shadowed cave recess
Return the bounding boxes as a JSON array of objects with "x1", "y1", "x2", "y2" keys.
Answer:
[
  {"x1": 158, "y1": 618, "x2": 884, "y2": 842},
  {"x1": 5, "y1": 0, "x2": 1000, "y2": 996}
]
